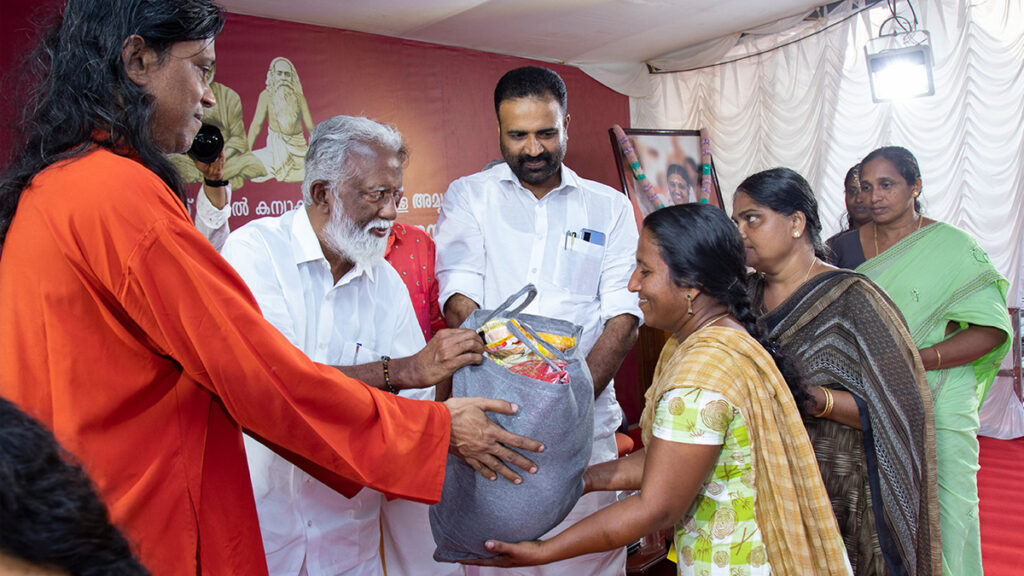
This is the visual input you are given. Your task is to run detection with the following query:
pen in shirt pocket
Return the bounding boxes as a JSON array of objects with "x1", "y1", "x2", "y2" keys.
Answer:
[{"x1": 353, "y1": 342, "x2": 362, "y2": 364}]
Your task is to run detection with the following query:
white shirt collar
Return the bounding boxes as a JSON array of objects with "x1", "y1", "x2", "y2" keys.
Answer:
[{"x1": 497, "y1": 162, "x2": 580, "y2": 198}]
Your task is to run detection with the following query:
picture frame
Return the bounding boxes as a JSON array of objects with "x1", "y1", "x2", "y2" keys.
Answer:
[
  {"x1": 608, "y1": 128, "x2": 726, "y2": 417},
  {"x1": 608, "y1": 128, "x2": 724, "y2": 218}
]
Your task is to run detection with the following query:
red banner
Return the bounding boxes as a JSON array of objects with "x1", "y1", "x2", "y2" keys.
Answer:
[{"x1": 177, "y1": 13, "x2": 629, "y2": 235}]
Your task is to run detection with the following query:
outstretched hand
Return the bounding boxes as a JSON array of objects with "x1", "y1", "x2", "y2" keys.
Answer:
[
  {"x1": 444, "y1": 397, "x2": 544, "y2": 483},
  {"x1": 461, "y1": 539, "x2": 550, "y2": 568},
  {"x1": 397, "y1": 328, "x2": 483, "y2": 391}
]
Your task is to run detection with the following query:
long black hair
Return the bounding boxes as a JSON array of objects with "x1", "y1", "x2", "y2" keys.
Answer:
[
  {"x1": 0, "y1": 0, "x2": 225, "y2": 248},
  {"x1": 644, "y1": 203, "x2": 812, "y2": 410},
  {"x1": 737, "y1": 167, "x2": 827, "y2": 259}
]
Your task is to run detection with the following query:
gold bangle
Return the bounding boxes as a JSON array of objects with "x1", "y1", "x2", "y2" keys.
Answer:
[
  {"x1": 933, "y1": 347, "x2": 942, "y2": 371},
  {"x1": 813, "y1": 387, "x2": 834, "y2": 419}
]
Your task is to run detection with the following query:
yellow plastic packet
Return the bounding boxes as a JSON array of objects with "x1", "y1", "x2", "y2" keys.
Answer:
[{"x1": 479, "y1": 318, "x2": 575, "y2": 362}]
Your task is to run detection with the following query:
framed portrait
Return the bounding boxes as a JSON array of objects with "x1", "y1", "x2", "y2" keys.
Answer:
[
  {"x1": 608, "y1": 128, "x2": 726, "y2": 409},
  {"x1": 608, "y1": 128, "x2": 724, "y2": 218}
]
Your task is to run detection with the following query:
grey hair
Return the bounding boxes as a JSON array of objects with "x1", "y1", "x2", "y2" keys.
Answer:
[{"x1": 301, "y1": 116, "x2": 408, "y2": 206}]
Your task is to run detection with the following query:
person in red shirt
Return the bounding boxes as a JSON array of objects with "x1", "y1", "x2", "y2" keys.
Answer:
[
  {"x1": 0, "y1": 1, "x2": 542, "y2": 574},
  {"x1": 386, "y1": 222, "x2": 448, "y2": 342}
]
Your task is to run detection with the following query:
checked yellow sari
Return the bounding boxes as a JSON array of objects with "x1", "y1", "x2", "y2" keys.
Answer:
[{"x1": 641, "y1": 326, "x2": 850, "y2": 575}]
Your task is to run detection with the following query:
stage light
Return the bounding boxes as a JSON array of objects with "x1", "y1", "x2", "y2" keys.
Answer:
[{"x1": 865, "y1": 30, "x2": 934, "y2": 102}]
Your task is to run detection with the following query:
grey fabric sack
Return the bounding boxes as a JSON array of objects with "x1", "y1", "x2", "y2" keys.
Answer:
[{"x1": 429, "y1": 284, "x2": 595, "y2": 562}]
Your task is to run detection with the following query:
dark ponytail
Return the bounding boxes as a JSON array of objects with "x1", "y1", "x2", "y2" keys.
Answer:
[{"x1": 644, "y1": 204, "x2": 812, "y2": 411}]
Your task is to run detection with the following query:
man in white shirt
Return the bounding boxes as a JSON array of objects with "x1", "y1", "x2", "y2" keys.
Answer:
[
  {"x1": 434, "y1": 66, "x2": 641, "y2": 576},
  {"x1": 222, "y1": 116, "x2": 486, "y2": 576}
]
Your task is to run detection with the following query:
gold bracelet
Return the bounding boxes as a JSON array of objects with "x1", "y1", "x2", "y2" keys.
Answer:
[
  {"x1": 813, "y1": 386, "x2": 834, "y2": 419},
  {"x1": 822, "y1": 388, "x2": 834, "y2": 418},
  {"x1": 933, "y1": 347, "x2": 942, "y2": 370}
]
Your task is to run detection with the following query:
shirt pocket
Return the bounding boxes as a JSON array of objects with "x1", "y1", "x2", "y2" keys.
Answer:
[
  {"x1": 338, "y1": 340, "x2": 383, "y2": 367},
  {"x1": 553, "y1": 238, "x2": 604, "y2": 296}
]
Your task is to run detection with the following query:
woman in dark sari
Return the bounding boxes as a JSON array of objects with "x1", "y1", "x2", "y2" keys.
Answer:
[{"x1": 732, "y1": 168, "x2": 940, "y2": 576}]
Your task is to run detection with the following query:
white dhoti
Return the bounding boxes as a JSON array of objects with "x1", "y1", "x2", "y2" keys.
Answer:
[{"x1": 253, "y1": 130, "x2": 308, "y2": 182}]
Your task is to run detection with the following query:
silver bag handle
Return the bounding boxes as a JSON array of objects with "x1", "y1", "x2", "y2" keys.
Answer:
[
  {"x1": 478, "y1": 284, "x2": 537, "y2": 326},
  {"x1": 504, "y1": 319, "x2": 566, "y2": 372}
]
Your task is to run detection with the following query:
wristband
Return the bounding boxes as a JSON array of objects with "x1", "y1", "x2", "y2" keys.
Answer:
[
  {"x1": 204, "y1": 178, "x2": 229, "y2": 188},
  {"x1": 381, "y1": 355, "x2": 397, "y2": 394}
]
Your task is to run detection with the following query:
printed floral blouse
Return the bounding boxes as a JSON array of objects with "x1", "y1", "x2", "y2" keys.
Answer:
[{"x1": 653, "y1": 386, "x2": 771, "y2": 576}]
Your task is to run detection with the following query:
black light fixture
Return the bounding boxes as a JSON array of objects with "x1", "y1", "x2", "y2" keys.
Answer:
[{"x1": 865, "y1": 1, "x2": 934, "y2": 102}]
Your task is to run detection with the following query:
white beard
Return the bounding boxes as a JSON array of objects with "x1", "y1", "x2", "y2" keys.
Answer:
[{"x1": 321, "y1": 208, "x2": 391, "y2": 270}]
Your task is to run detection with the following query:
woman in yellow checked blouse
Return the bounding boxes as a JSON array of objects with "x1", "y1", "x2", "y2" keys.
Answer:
[{"x1": 467, "y1": 204, "x2": 851, "y2": 576}]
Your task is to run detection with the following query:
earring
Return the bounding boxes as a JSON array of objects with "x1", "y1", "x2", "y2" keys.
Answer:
[
  {"x1": 792, "y1": 232, "x2": 801, "y2": 238},
  {"x1": 686, "y1": 293, "x2": 694, "y2": 316}
]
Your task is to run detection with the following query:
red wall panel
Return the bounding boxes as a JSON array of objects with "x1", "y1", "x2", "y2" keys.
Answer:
[
  {"x1": 205, "y1": 13, "x2": 630, "y2": 232},
  {"x1": 1, "y1": 9, "x2": 630, "y2": 231}
]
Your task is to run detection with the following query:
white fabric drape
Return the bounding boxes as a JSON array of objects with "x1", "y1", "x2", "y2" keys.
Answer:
[
  {"x1": 587, "y1": 0, "x2": 1024, "y2": 303},
  {"x1": 980, "y1": 374, "x2": 1024, "y2": 439},
  {"x1": 584, "y1": 0, "x2": 1024, "y2": 436}
]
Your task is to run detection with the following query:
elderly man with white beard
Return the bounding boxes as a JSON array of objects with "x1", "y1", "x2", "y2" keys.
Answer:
[{"x1": 221, "y1": 115, "x2": 483, "y2": 576}]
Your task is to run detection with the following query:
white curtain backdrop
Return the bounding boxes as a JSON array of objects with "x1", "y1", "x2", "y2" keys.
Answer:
[
  {"x1": 583, "y1": 0, "x2": 1024, "y2": 435},
  {"x1": 584, "y1": 0, "x2": 1024, "y2": 305}
]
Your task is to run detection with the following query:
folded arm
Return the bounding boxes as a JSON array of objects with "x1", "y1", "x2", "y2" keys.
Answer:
[{"x1": 920, "y1": 323, "x2": 1006, "y2": 370}]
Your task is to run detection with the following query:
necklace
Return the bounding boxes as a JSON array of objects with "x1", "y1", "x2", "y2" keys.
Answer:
[
  {"x1": 802, "y1": 257, "x2": 817, "y2": 284},
  {"x1": 694, "y1": 312, "x2": 730, "y2": 333},
  {"x1": 873, "y1": 215, "x2": 923, "y2": 257}
]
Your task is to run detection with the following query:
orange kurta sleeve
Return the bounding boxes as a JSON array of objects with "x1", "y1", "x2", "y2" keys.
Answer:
[{"x1": 0, "y1": 148, "x2": 449, "y2": 575}]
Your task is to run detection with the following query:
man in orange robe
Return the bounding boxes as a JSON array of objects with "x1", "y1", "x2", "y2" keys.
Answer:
[{"x1": 0, "y1": 1, "x2": 541, "y2": 574}]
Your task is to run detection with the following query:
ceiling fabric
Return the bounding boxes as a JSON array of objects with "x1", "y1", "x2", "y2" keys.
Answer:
[
  {"x1": 587, "y1": 0, "x2": 1024, "y2": 306},
  {"x1": 645, "y1": 1, "x2": 866, "y2": 73}
]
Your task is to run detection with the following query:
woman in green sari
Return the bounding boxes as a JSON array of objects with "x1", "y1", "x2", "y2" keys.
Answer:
[{"x1": 856, "y1": 146, "x2": 1011, "y2": 576}]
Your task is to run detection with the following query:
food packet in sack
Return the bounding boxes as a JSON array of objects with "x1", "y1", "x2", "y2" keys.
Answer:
[
  {"x1": 508, "y1": 357, "x2": 568, "y2": 384},
  {"x1": 479, "y1": 317, "x2": 573, "y2": 384},
  {"x1": 429, "y1": 285, "x2": 594, "y2": 562}
]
